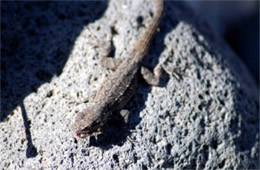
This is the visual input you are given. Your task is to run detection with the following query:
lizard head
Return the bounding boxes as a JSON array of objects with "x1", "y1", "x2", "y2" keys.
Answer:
[{"x1": 70, "y1": 106, "x2": 106, "y2": 139}]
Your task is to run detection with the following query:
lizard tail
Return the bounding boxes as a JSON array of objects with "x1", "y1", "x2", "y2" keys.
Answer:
[{"x1": 133, "y1": 0, "x2": 164, "y2": 55}]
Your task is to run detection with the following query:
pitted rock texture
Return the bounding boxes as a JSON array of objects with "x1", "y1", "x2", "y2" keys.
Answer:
[{"x1": 1, "y1": 0, "x2": 259, "y2": 169}]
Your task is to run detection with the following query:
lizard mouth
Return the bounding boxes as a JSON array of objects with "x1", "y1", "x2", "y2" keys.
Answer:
[
  {"x1": 72, "y1": 119, "x2": 104, "y2": 139},
  {"x1": 74, "y1": 129, "x2": 103, "y2": 139}
]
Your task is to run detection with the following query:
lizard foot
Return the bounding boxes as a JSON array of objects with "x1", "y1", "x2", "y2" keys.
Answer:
[{"x1": 141, "y1": 65, "x2": 163, "y2": 86}]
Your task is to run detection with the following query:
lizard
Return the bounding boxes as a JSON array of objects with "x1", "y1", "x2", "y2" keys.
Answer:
[{"x1": 71, "y1": 0, "x2": 165, "y2": 139}]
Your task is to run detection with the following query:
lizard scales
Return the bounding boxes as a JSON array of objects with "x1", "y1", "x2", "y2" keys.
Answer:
[
  {"x1": 96, "y1": 0, "x2": 163, "y2": 102},
  {"x1": 71, "y1": 0, "x2": 164, "y2": 138}
]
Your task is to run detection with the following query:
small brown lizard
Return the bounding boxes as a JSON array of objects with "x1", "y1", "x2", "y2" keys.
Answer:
[{"x1": 71, "y1": 0, "x2": 165, "y2": 139}]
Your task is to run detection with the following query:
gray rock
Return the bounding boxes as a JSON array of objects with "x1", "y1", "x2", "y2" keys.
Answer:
[{"x1": 1, "y1": 0, "x2": 258, "y2": 169}]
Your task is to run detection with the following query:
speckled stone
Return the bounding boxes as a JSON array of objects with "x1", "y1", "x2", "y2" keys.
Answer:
[{"x1": 1, "y1": 0, "x2": 259, "y2": 169}]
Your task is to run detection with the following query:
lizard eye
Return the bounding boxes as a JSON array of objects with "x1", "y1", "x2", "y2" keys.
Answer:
[
  {"x1": 73, "y1": 131, "x2": 86, "y2": 139},
  {"x1": 78, "y1": 133, "x2": 87, "y2": 138}
]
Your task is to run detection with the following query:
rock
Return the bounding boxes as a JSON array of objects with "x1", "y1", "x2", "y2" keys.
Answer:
[{"x1": 1, "y1": 0, "x2": 258, "y2": 169}]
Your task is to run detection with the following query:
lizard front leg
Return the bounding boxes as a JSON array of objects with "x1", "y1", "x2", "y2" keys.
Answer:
[
  {"x1": 112, "y1": 77, "x2": 138, "y2": 124},
  {"x1": 119, "y1": 109, "x2": 130, "y2": 124}
]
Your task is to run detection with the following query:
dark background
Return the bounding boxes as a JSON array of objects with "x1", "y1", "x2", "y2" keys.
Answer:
[{"x1": 187, "y1": 1, "x2": 259, "y2": 85}]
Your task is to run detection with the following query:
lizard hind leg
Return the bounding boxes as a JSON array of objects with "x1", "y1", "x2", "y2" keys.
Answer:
[
  {"x1": 88, "y1": 35, "x2": 122, "y2": 70},
  {"x1": 101, "y1": 57, "x2": 122, "y2": 70},
  {"x1": 141, "y1": 64, "x2": 163, "y2": 86},
  {"x1": 98, "y1": 37, "x2": 122, "y2": 70}
]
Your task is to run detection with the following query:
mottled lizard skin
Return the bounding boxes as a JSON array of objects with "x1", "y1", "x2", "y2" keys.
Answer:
[{"x1": 71, "y1": 0, "x2": 164, "y2": 139}]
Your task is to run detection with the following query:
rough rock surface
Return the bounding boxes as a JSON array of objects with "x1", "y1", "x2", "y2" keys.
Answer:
[{"x1": 1, "y1": 0, "x2": 259, "y2": 169}]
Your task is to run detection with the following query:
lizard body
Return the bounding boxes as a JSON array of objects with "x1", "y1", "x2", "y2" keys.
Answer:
[{"x1": 71, "y1": 0, "x2": 164, "y2": 138}]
